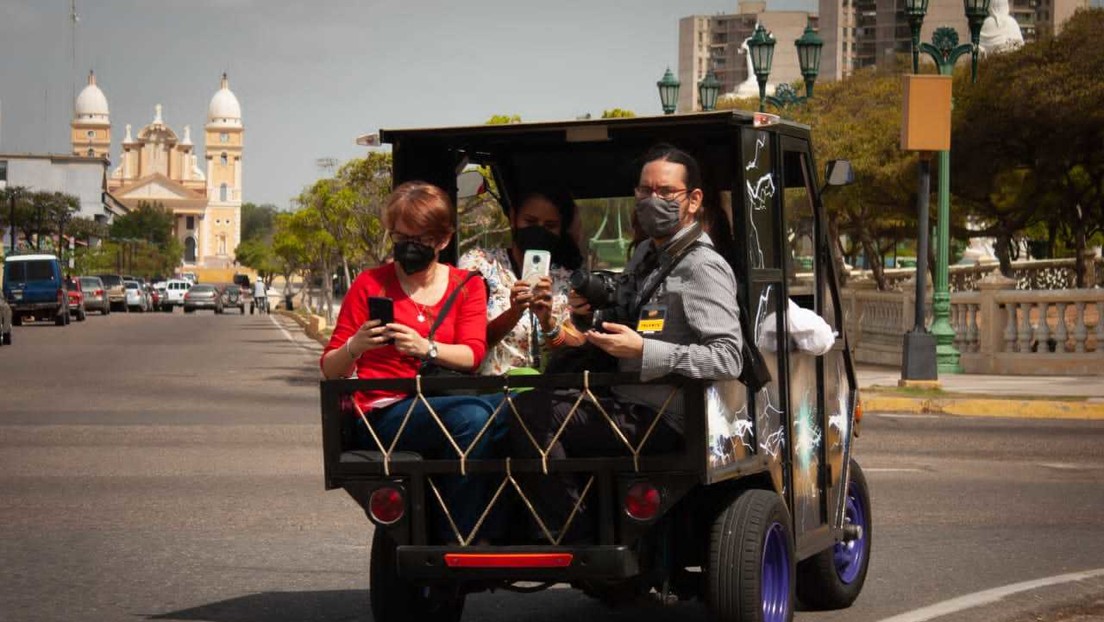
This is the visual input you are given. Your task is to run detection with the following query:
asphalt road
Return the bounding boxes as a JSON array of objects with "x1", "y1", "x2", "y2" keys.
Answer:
[{"x1": 1, "y1": 309, "x2": 1103, "y2": 622}]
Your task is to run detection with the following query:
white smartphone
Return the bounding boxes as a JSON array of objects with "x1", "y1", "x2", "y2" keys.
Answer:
[{"x1": 521, "y1": 249, "x2": 551, "y2": 282}]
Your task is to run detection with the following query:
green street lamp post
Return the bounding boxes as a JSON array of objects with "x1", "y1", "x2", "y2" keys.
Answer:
[
  {"x1": 794, "y1": 22, "x2": 823, "y2": 99},
  {"x1": 746, "y1": 24, "x2": 776, "y2": 112},
  {"x1": 905, "y1": 0, "x2": 930, "y2": 73},
  {"x1": 698, "y1": 69, "x2": 721, "y2": 111},
  {"x1": 657, "y1": 67, "x2": 681, "y2": 115},
  {"x1": 909, "y1": 0, "x2": 990, "y2": 374}
]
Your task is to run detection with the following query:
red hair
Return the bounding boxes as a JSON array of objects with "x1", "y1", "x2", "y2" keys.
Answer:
[{"x1": 383, "y1": 181, "x2": 455, "y2": 241}]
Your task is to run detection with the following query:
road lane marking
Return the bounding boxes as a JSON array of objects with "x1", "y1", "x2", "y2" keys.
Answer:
[
  {"x1": 269, "y1": 314, "x2": 318, "y2": 354},
  {"x1": 876, "y1": 568, "x2": 1104, "y2": 622}
]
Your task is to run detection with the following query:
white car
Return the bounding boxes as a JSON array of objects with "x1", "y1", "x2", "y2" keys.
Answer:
[
  {"x1": 123, "y1": 280, "x2": 149, "y2": 313},
  {"x1": 162, "y1": 279, "x2": 191, "y2": 310}
]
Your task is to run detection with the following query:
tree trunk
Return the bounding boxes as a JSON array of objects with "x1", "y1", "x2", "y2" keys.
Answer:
[
  {"x1": 859, "y1": 233, "x2": 887, "y2": 290},
  {"x1": 1074, "y1": 219, "x2": 1087, "y2": 289},
  {"x1": 994, "y1": 233, "x2": 1013, "y2": 278}
]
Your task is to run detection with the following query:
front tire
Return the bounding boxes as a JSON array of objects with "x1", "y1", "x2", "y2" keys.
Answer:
[
  {"x1": 77, "y1": 307, "x2": 87, "y2": 321},
  {"x1": 370, "y1": 530, "x2": 464, "y2": 622},
  {"x1": 796, "y1": 460, "x2": 871, "y2": 610},
  {"x1": 707, "y1": 489, "x2": 794, "y2": 622}
]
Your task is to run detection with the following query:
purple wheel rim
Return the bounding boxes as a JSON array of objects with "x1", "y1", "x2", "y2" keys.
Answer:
[
  {"x1": 761, "y1": 521, "x2": 791, "y2": 622},
  {"x1": 833, "y1": 480, "x2": 868, "y2": 584}
]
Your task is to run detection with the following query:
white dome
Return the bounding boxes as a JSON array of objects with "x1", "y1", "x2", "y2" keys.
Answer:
[
  {"x1": 206, "y1": 73, "x2": 242, "y2": 128},
  {"x1": 75, "y1": 72, "x2": 109, "y2": 122}
]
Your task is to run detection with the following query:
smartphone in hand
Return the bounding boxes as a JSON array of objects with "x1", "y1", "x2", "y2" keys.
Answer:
[
  {"x1": 368, "y1": 296, "x2": 394, "y2": 325},
  {"x1": 521, "y1": 249, "x2": 552, "y2": 283}
]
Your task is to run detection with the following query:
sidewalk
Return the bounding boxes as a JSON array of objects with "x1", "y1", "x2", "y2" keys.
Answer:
[{"x1": 857, "y1": 364, "x2": 1104, "y2": 419}]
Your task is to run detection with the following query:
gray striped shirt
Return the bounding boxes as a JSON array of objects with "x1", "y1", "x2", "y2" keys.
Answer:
[{"x1": 613, "y1": 226, "x2": 744, "y2": 432}]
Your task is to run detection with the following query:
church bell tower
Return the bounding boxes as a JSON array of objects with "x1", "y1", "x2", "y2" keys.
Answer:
[{"x1": 71, "y1": 71, "x2": 111, "y2": 158}]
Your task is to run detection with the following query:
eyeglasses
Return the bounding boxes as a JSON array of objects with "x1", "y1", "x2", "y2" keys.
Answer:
[
  {"x1": 633, "y1": 185, "x2": 689, "y2": 201},
  {"x1": 389, "y1": 231, "x2": 440, "y2": 246}
]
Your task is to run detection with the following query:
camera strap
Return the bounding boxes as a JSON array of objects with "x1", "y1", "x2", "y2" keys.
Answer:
[{"x1": 631, "y1": 224, "x2": 705, "y2": 318}]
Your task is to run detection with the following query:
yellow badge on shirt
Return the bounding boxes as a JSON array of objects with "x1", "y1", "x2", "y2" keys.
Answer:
[{"x1": 636, "y1": 304, "x2": 667, "y2": 334}]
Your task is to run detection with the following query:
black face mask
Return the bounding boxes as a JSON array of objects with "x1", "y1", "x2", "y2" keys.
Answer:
[
  {"x1": 515, "y1": 225, "x2": 560, "y2": 254},
  {"x1": 393, "y1": 240, "x2": 436, "y2": 275}
]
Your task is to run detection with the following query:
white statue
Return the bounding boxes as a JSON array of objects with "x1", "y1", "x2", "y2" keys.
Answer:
[
  {"x1": 719, "y1": 33, "x2": 776, "y2": 105},
  {"x1": 979, "y1": 0, "x2": 1024, "y2": 54}
]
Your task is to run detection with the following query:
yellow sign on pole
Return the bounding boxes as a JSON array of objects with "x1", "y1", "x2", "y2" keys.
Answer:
[{"x1": 901, "y1": 74, "x2": 953, "y2": 152}]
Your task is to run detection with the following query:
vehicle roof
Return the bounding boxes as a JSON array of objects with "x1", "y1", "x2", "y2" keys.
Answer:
[
  {"x1": 379, "y1": 110, "x2": 809, "y2": 144},
  {"x1": 4, "y1": 254, "x2": 60, "y2": 262},
  {"x1": 380, "y1": 110, "x2": 813, "y2": 203}
]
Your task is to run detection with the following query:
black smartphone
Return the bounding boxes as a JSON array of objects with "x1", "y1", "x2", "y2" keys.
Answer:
[{"x1": 368, "y1": 296, "x2": 394, "y2": 325}]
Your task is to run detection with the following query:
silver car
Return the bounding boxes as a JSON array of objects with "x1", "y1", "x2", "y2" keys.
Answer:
[
  {"x1": 182, "y1": 284, "x2": 223, "y2": 314},
  {"x1": 79, "y1": 276, "x2": 110, "y2": 315}
]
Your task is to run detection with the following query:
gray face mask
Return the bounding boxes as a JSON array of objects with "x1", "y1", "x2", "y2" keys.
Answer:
[{"x1": 634, "y1": 195, "x2": 683, "y2": 239}]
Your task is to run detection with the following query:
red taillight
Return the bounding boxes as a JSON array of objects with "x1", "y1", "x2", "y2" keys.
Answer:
[
  {"x1": 369, "y1": 486, "x2": 405, "y2": 525},
  {"x1": 624, "y1": 482, "x2": 661, "y2": 521},
  {"x1": 96, "y1": 289, "x2": 104, "y2": 296},
  {"x1": 444, "y1": 553, "x2": 573, "y2": 568}
]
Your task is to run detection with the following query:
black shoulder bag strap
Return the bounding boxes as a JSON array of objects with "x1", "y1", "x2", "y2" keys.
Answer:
[{"x1": 426, "y1": 270, "x2": 480, "y2": 341}]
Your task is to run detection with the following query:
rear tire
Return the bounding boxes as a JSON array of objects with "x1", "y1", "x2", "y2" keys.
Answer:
[
  {"x1": 796, "y1": 460, "x2": 871, "y2": 610},
  {"x1": 13, "y1": 315, "x2": 23, "y2": 327},
  {"x1": 707, "y1": 489, "x2": 794, "y2": 622},
  {"x1": 370, "y1": 530, "x2": 464, "y2": 622},
  {"x1": 56, "y1": 311, "x2": 68, "y2": 326},
  {"x1": 2, "y1": 330, "x2": 10, "y2": 345}
]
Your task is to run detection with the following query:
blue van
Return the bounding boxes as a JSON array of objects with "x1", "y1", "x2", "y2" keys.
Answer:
[{"x1": 2, "y1": 254, "x2": 69, "y2": 326}]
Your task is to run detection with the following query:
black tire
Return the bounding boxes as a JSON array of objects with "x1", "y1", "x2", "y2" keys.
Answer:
[
  {"x1": 370, "y1": 530, "x2": 464, "y2": 622},
  {"x1": 796, "y1": 460, "x2": 871, "y2": 610},
  {"x1": 2, "y1": 330, "x2": 10, "y2": 345},
  {"x1": 56, "y1": 310, "x2": 68, "y2": 326},
  {"x1": 707, "y1": 489, "x2": 795, "y2": 622},
  {"x1": 77, "y1": 308, "x2": 86, "y2": 321},
  {"x1": 184, "y1": 307, "x2": 194, "y2": 314},
  {"x1": 12, "y1": 315, "x2": 22, "y2": 327}
]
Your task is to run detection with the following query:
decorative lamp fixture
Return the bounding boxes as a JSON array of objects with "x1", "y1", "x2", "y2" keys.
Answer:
[
  {"x1": 963, "y1": 0, "x2": 991, "y2": 79},
  {"x1": 657, "y1": 67, "x2": 681, "y2": 115},
  {"x1": 905, "y1": 0, "x2": 930, "y2": 72},
  {"x1": 746, "y1": 24, "x2": 776, "y2": 112},
  {"x1": 697, "y1": 70, "x2": 721, "y2": 111},
  {"x1": 794, "y1": 23, "x2": 823, "y2": 99}
]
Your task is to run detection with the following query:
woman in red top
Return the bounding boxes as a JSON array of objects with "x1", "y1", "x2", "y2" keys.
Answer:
[{"x1": 321, "y1": 181, "x2": 502, "y2": 542}]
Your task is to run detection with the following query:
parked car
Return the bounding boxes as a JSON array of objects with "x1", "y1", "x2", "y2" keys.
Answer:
[
  {"x1": 182, "y1": 283, "x2": 223, "y2": 314},
  {"x1": 96, "y1": 274, "x2": 128, "y2": 312},
  {"x1": 79, "y1": 276, "x2": 110, "y2": 315},
  {"x1": 4, "y1": 254, "x2": 69, "y2": 326},
  {"x1": 65, "y1": 277, "x2": 87, "y2": 322},
  {"x1": 162, "y1": 279, "x2": 191, "y2": 310},
  {"x1": 0, "y1": 297, "x2": 12, "y2": 346},
  {"x1": 123, "y1": 280, "x2": 149, "y2": 313},
  {"x1": 221, "y1": 284, "x2": 246, "y2": 314},
  {"x1": 180, "y1": 272, "x2": 198, "y2": 284},
  {"x1": 152, "y1": 282, "x2": 171, "y2": 312}
]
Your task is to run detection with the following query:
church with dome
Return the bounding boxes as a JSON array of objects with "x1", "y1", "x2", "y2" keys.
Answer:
[{"x1": 70, "y1": 71, "x2": 245, "y2": 271}]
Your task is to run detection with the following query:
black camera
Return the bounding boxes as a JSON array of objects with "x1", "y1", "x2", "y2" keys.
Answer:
[{"x1": 569, "y1": 269, "x2": 623, "y2": 331}]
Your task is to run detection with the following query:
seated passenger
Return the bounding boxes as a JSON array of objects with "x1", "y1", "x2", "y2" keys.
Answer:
[
  {"x1": 458, "y1": 189, "x2": 585, "y2": 375},
  {"x1": 510, "y1": 144, "x2": 744, "y2": 541},
  {"x1": 320, "y1": 180, "x2": 503, "y2": 542}
]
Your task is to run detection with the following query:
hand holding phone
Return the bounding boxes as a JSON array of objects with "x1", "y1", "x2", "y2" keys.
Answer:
[
  {"x1": 521, "y1": 249, "x2": 551, "y2": 283},
  {"x1": 368, "y1": 297, "x2": 395, "y2": 343}
]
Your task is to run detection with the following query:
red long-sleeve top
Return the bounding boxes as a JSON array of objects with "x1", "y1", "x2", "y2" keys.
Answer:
[{"x1": 323, "y1": 263, "x2": 488, "y2": 411}]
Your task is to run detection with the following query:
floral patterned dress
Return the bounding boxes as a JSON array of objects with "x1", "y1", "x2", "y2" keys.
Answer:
[{"x1": 458, "y1": 247, "x2": 573, "y2": 375}]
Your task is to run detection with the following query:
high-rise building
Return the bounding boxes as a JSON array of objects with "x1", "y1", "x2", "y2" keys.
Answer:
[
  {"x1": 817, "y1": 0, "x2": 1089, "y2": 81},
  {"x1": 678, "y1": 1, "x2": 815, "y2": 112}
]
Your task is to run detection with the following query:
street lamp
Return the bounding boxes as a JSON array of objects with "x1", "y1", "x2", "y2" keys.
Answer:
[
  {"x1": 698, "y1": 69, "x2": 721, "y2": 112},
  {"x1": 746, "y1": 24, "x2": 776, "y2": 113},
  {"x1": 908, "y1": 0, "x2": 991, "y2": 374},
  {"x1": 657, "y1": 67, "x2": 681, "y2": 115},
  {"x1": 794, "y1": 22, "x2": 823, "y2": 99},
  {"x1": 905, "y1": 0, "x2": 930, "y2": 73}
]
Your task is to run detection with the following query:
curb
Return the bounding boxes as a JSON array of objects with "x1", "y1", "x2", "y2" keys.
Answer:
[
  {"x1": 275, "y1": 309, "x2": 328, "y2": 346},
  {"x1": 863, "y1": 395, "x2": 1104, "y2": 421}
]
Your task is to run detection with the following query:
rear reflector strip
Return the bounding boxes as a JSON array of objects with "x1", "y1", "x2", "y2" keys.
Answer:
[{"x1": 443, "y1": 553, "x2": 573, "y2": 568}]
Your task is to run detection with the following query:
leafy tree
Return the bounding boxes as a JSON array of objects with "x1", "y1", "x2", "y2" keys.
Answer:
[
  {"x1": 240, "y1": 202, "x2": 279, "y2": 242},
  {"x1": 107, "y1": 201, "x2": 180, "y2": 277},
  {"x1": 954, "y1": 8, "x2": 1104, "y2": 284},
  {"x1": 486, "y1": 114, "x2": 522, "y2": 125},
  {"x1": 110, "y1": 201, "x2": 174, "y2": 245},
  {"x1": 601, "y1": 108, "x2": 636, "y2": 118}
]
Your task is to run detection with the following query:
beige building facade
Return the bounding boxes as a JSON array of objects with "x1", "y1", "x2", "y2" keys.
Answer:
[
  {"x1": 73, "y1": 73, "x2": 245, "y2": 271},
  {"x1": 678, "y1": 1, "x2": 815, "y2": 111}
]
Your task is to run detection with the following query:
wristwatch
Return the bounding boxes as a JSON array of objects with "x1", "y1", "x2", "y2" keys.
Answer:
[{"x1": 425, "y1": 339, "x2": 439, "y2": 361}]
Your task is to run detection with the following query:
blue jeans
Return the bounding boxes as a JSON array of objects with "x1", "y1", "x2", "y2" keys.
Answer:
[{"x1": 352, "y1": 395, "x2": 506, "y2": 542}]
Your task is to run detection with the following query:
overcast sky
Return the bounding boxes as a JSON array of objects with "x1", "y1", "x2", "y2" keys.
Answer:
[{"x1": 0, "y1": 0, "x2": 813, "y2": 208}]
